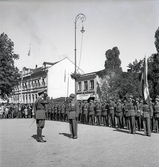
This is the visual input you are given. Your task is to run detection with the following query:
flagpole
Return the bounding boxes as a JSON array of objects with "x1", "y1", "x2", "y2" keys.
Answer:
[
  {"x1": 21, "y1": 67, "x2": 24, "y2": 104},
  {"x1": 67, "y1": 74, "x2": 69, "y2": 98}
]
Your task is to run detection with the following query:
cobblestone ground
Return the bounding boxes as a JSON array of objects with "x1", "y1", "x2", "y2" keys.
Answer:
[{"x1": 0, "y1": 118, "x2": 159, "y2": 167}]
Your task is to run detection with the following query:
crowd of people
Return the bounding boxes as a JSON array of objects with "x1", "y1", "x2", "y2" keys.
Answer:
[
  {"x1": 1, "y1": 94, "x2": 159, "y2": 138},
  {"x1": 0, "y1": 103, "x2": 33, "y2": 119}
]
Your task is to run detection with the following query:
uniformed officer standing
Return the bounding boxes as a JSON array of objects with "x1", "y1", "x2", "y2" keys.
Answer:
[
  {"x1": 108, "y1": 98, "x2": 116, "y2": 128},
  {"x1": 95, "y1": 100, "x2": 102, "y2": 126},
  {"x1": 153, "y1": 97, "x2": 159, "y2": 133},
  {"x1": 101, "y1": 101, "x2": 108, "y2": 126},
  {"x1": 34, "y1": 90, "x2": 48, "y2": 142},
  {"x1": 64, "y1": 99, "x2": 69, "y2": 122},
  {"x1": 78, "y1": 101, "x2": 83, "y2": 123},
  {"x1": 127, "y1": 95, "x2": 136, "y2": 134},
  {"x1": 68, "y1": 93, "x2": 79, "y2": 139},
  {"x1": 115, "y1": 99, "x2": 123, "y2": 129},
  {"x1": 88, "y1": 99, "x2": 95, "y2": 125},
  {"x1": 142, "y1": 101, "x2": 152, "y2": 137},
  {"x1": 60, "y1": 102, "x2": 65, "y2": 122},
  {"x1": 135, "y1": 98, "x2": 143, "y2": 131},
  {"x1": 82, "y1": 100, "x2": 89, "y2": 124},
  {"x1": 122, "y1": 99, "x2": 128, "y2": 129}
]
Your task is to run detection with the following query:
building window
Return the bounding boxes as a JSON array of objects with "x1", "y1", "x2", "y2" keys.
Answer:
[
  {"x1": 78, "y1": 82, "x2": 81, "y2": 91},
  {"x1": 42, "y1": 78, "x2": 45, "y2": 86},
  {"x1": 90, "y1": 80, "x2": 94, "y2": 90},
  {"x1": 38, "y1": 80, "x2": 40, "y2": 87},
  {"x1": 84, "y1": 81, "x2": 88, "y2": 91}
]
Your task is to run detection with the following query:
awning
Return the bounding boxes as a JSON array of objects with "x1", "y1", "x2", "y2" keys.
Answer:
[{"x1": 77, "y1": 94, "x2": 94, "y2": 101}]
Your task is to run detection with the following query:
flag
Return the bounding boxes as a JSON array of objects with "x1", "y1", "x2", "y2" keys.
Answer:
[
  {"x1": 28, "y1": 45, "x2": 31, "y2": 56},
  {"x1": 64, "y1": 70, "x2": 66, "y2": 82},
  {"x1": 139, "y1": 56, "x2": 150, "y2": 104}
]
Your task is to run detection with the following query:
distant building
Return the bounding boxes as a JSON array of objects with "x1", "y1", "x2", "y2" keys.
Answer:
[
  {"x1": 9, "y1": 57, "x2": 83, "y2": 103},
  {"x1": 76, "y1": 70, "x2": 107, "y2": 101},
  {"x1": 9, "y1": 57, "x2": 107, "y2": 103}
]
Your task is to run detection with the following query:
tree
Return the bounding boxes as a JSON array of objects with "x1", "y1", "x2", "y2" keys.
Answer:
[
  {"x1": 155, "y1": 27, "x2": 159, "y2": 53},
  {"x1": 104, "y1": 46, "x2": 122, "y2": 75},
  {"x1": 0, "y1": 33, "x2": 20, "y2": 99},
  {"x1": 106, "y1": 59, "x2": 143, "y2": 99}
]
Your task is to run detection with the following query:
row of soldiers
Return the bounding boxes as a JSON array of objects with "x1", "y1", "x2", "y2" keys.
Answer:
[{"x1": 45, "y1": 95, "x2": 159, "y2": 137}]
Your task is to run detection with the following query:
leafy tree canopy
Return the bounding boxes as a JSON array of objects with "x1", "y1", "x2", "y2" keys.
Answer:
[
  {"x1": 104, "y1": 46, "x2": 122, "y2": 75},
  {"x1": 0, "y1": 33, "x2": 20, "y2": 99},
  {"x1": 155, "y1": 27, "x2": 159, "y2": 53}
]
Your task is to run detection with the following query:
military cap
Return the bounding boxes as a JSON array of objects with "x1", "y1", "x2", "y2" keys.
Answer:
[
  {"x1": 69, "y1": 93, "x2": 75, "y2": 98},
  {"x1": 38, "y1": 89, "x2": 46, "y2": 95},
  {"x1": 129, "y1": 95, "x2": 133, "y2": 98},
  {"x1": 136, "y1": 98, "x2": 139, "y2": 101},
  {"x1": 109, "y1": 97, "x2": 113, "y2": 100},
  {"x1": 117, "y1": 99, "x2": 121, "y2": 102},
  {"x1": 155, "y1": 98, "x2": 159, "y2": 101}
]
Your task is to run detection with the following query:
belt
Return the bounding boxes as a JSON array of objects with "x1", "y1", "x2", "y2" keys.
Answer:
[{"x1": 37, "y1": 108, "x2": 44, "y2": 110}]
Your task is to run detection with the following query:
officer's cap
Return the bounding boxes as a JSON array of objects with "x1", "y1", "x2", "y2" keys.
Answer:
[
  {"x1": 136, "y1": 98, "x2": 139, "y2": 101},
  {"x1": 117, "y1": 99, "x2": 121, "y2": 102},
  {"x1": 129, "y1": 95, "x2": 133, "y2": 98},
  {"x1": 155, "y1": 98, "x2": 159, "y2": 101},
  {"x1": 69, "y1": 93, "x2": 75, "y2": 98}
]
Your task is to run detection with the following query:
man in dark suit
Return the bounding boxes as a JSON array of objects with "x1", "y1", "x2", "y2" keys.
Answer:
[
  {"x1": 34, "y1": 90, "x2": 48, "y2": 142},
  {"x1": 68, "y1": 93, "x2": 79, "y2": 139}
]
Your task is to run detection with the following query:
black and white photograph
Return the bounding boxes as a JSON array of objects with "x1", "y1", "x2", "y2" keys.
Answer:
[{"x1": 0, "y1": 0, "x2": 159, "y2": 167}]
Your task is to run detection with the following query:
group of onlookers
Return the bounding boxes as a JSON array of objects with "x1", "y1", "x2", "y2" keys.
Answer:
[{"x1": 0, "y1": 103, "x2": 33, "y2": 119}]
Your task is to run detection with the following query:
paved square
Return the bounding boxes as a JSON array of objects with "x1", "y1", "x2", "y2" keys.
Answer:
[{"x1": 0, "y1": 119, "x2": 159, "y2": 167}]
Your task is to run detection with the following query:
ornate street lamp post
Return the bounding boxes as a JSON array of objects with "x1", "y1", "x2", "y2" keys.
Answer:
[{"x1": 74, "y1": 13, "x2": 86, "y2": 100}]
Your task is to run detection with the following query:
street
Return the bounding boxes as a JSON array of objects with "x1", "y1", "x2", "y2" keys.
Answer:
[{"x1": 0, "y1": 118, "x2": 159, "y2": 167}]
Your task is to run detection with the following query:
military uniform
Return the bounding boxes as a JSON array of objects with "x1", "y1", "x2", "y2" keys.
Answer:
[
  {"x1": 60, "y1": 102, "x2": 65, "y2": 122},
  {"x1": 142, "y1": 102, "x2": 152, "y2": 136},
  {"x1": 82, "y1": 101, "x2": 89, "y2": 124},
  {"x1": 95, "y1": 101, "x2": 102, "y2": 126},
  {"x1": 78, "y1": 101, "x2": 83, "y2": 123},
  {"x1": 64, "y1": 101, "x2": 69, "y2": 122},
  {"x1": 115, "y1": 99, "x2": 123, "y2": 129},
  {"x1": 68, "y1": 94, "x2": 79, "y2": 139},
  {"x1": 88, "y1": 100, "x2": 95, "y2": 125},
  {"x1": 108, "y1": 99, "x2": 116, "y2": 128},
  {"x1": 34, "y1": 90, "x2": 48, "y2": 142},
  {"x1": 54, "y1": 103, "x2": 58, "y2": 121},
  {"x1": 122, "y1": 100, "x2": 128, "y2": 129},
  {"x1": 153, "y1": 98, "x2": 159, "y2": 133},
  {"x1": 135, "y1": 98, "x2": 143, "y2": 131},
  {"x1": 101, "y1": 101, "x2": 108, "y2": 126},
  {"x1": 126, "y1": 95, "x2": 136, "y2": 134}
]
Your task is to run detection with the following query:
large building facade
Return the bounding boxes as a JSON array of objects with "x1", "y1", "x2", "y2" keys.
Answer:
[{"x1": 9, "y1": 57, "x2": 106, "y2": 103}]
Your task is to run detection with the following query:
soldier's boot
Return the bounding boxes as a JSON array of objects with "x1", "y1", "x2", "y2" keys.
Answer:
[
  {"x1": 39, "y1": 128, "x2": 46, "y2": 142},
  {"x1": 69, "y1": 122, "x2": 73, "y2": 138},
  {"x1": 40, "y1": 128, "x2": 46, "y2": 142},
  {"x1": 37, "y1": 128, "x2": 41, "y2": 142}
]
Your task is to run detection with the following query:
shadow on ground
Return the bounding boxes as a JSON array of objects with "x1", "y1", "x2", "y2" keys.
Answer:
[
  {"x1": 59, "y1": 133, "x2": 71, "y2": 138},
  {"x1": 113, "y1": 128, "x2": 144, "y2": 136},
  {"x1": 31, "y1": 134, "x2": 45, "y2": 141}
]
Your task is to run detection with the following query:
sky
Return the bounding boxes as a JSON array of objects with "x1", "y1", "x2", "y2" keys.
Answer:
[{"x1": 0, "y1": 0, "x2": 159, "y2": 73}]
